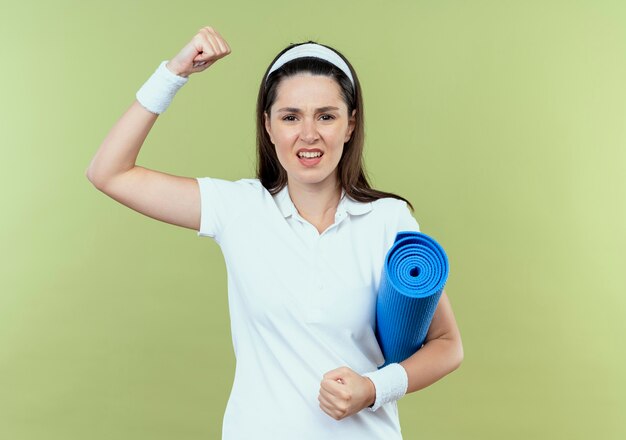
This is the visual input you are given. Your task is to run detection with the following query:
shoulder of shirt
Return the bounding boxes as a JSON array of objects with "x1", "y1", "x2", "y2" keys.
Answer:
[
  {"x1": 196, "y1": 177, "x2": 264, "y2": 190},
  {"x1": 370, "y1": 196, "x2": 409, "y2": 210},
  {"x1": 370, "y1": 196, "x2": 419, "y2": 230},
  {"x1": 235, "y1": 177, "x2": 264, "y2": 188}
]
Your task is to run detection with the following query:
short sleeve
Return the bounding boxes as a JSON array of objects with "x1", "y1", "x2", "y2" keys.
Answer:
[
  {"x1": 396, "y1": 200, "x2": 420, "y2": 233},
  {"x1": 195, "y1": 177, "x2": 259, "y2": 240}
]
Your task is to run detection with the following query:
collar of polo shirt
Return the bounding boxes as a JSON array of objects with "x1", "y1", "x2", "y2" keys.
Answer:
[{"x1": 274, "y1": 186, "x2": 372, "y2": 219}]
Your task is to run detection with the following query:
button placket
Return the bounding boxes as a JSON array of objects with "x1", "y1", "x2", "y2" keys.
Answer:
[
  {"x1": 304, "y1": 237, "x2": 326, "y2": 322},
  {"x1": 314, "y1": 238, "x2": 324, "y2": 291}
]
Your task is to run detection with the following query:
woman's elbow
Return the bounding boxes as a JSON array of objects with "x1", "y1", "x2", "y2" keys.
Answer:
[{"x1": 452, "y1": 338, "x2": 464, "y2": 370}]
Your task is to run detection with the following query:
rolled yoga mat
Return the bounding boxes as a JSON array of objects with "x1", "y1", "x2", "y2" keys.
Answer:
[{"x1": 376, "y1": 231, "x2": 449, "y2": 367}]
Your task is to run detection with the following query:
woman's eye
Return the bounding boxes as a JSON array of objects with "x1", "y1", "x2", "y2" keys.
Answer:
[{"x1": 281, "y1": 114, "x2": 335, "y2": 121}]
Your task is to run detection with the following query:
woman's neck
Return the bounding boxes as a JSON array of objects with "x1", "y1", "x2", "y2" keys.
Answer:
[{"x1": 287, "y1": 177, "x2": 342, "y2": 232}]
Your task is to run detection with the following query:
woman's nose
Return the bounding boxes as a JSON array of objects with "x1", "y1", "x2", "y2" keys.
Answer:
[{"x1": 299, "y1": 118, "x2": 319, "y2": 143}]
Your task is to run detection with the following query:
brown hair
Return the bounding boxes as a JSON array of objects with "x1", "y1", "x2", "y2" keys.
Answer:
[{"x1": 255, "y1": 41, "x2": 414, "y2": 211}]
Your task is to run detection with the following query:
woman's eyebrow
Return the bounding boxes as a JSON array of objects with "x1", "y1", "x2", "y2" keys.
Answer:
[{"x1": 276, "y1": 106, "x2": 340, "y2": 113}]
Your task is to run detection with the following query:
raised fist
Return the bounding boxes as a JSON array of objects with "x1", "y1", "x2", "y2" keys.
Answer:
[{"x1": 166, "y1": 26, "x2": 231, "y2": 77}]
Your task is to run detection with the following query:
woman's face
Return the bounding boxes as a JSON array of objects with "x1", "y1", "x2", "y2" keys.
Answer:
[{"x1": 264, "y1": 74, "x2": 356, "y2": 190}]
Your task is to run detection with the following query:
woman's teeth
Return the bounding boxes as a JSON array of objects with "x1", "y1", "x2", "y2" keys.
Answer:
[{"x1": 298, "y1": 151, "x2": 322, "y2": 158}]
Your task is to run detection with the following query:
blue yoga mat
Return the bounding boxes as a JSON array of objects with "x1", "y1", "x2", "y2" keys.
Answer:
[{"x1": 376, "y1": 231, "x2": 449, "y2": 367}]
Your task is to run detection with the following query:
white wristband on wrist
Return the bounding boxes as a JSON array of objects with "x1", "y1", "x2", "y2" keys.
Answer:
[
  {"x1": 362, "y1": 363, "x2": 409, "y2": 412},
  {"x1": 136, "y1": 60, "x2": 189, "y2": 115}
]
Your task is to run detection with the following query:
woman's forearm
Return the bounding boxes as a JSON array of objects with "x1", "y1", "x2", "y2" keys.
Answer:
[
  {"x1": 86, "y1": 28, "x2": 231, "y2": 189},
  {"x1": 400, "y1": 335, "x2": 464, "y2": 394},
  {"x1": 85, "y1": 100, "x2": 158, "y2": 188}
]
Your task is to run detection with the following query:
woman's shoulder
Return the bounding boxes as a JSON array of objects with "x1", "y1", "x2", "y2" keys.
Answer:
[
  {"x1": 370, "y1": 196, "x2": 419, "y2": 231},
  {"x1": 196, "y1": 176, "x2": 261, "y2": 184},
  {"x1": 195, "y1": 177, "x2": 270, "y2": 207},
  {"x1": 370, "y1": 195, "x2": 411, "y2": 211},
  {"x1": 196, "y1": 176, "x2": 264, "y2": 192}
]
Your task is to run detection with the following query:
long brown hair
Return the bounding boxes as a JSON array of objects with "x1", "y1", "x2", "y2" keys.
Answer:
[{"x1": 255, "y1": 41, "x2": 414, "y2": 211}]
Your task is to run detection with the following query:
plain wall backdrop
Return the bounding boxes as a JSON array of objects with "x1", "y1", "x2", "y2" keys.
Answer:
[{"x1": 1, "y1": 0, "x2": 625, "y2": 439}]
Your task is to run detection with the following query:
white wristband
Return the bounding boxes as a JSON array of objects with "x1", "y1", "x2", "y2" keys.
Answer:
[
  {"x1": 362, "y1": 363, "x2": 409, "y2": 412},
  {"x1": 136, "y1": 60, "x2": 189, "y2": 115}
]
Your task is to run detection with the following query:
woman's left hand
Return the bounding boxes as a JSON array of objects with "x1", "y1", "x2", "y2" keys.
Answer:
[{"x1": 318, "y1": 366, "x2": 376, "y2": 420}]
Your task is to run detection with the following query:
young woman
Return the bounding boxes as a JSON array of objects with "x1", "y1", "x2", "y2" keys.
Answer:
[{"x1": 86, "y1": 26, "x2": 463, "y2": 439}]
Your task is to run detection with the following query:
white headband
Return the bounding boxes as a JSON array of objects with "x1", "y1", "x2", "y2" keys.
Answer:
[{"x1": 266, "y1": 43, "x2": 355, "y2": 88}]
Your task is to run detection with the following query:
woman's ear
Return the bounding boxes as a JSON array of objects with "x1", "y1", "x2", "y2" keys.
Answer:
[
  {"x1": 264, "y1": 111, "x2": 274, "y2": 144},
  {"x1": 345, "y1": 109, "x2": 356, "y2": 142}
]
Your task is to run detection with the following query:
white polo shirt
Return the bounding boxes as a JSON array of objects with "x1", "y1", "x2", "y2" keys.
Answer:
[{"x1": 195, "y1": 177, "x2": 420, "y2": 440}]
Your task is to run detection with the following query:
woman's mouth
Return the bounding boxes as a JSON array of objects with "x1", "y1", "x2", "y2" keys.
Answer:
[{"x1": 297, "y1": 150, "x2": 323, "y2": 167}]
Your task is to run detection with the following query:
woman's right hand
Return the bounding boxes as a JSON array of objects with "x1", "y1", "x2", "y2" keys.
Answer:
[{"x1": 166, "y1": 26, "x2": 231, "y2": 78}]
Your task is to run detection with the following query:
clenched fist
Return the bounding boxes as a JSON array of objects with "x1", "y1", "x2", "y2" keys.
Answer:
[
  {"x1": 318, "y1": 366, "x2": 376, "y2": 420},
  {"x1": 166, "y1": 26, "x2": 231, "y2": 78}
]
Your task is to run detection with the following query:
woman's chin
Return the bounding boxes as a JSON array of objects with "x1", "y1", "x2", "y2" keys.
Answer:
[{"x1": 288, "y1": 172, "x2": 337, "y2": 188}]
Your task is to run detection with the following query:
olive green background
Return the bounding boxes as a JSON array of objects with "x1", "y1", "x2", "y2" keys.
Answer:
[{"x1": 1, "y1": 0, "x2": 625, "y2": 439}]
